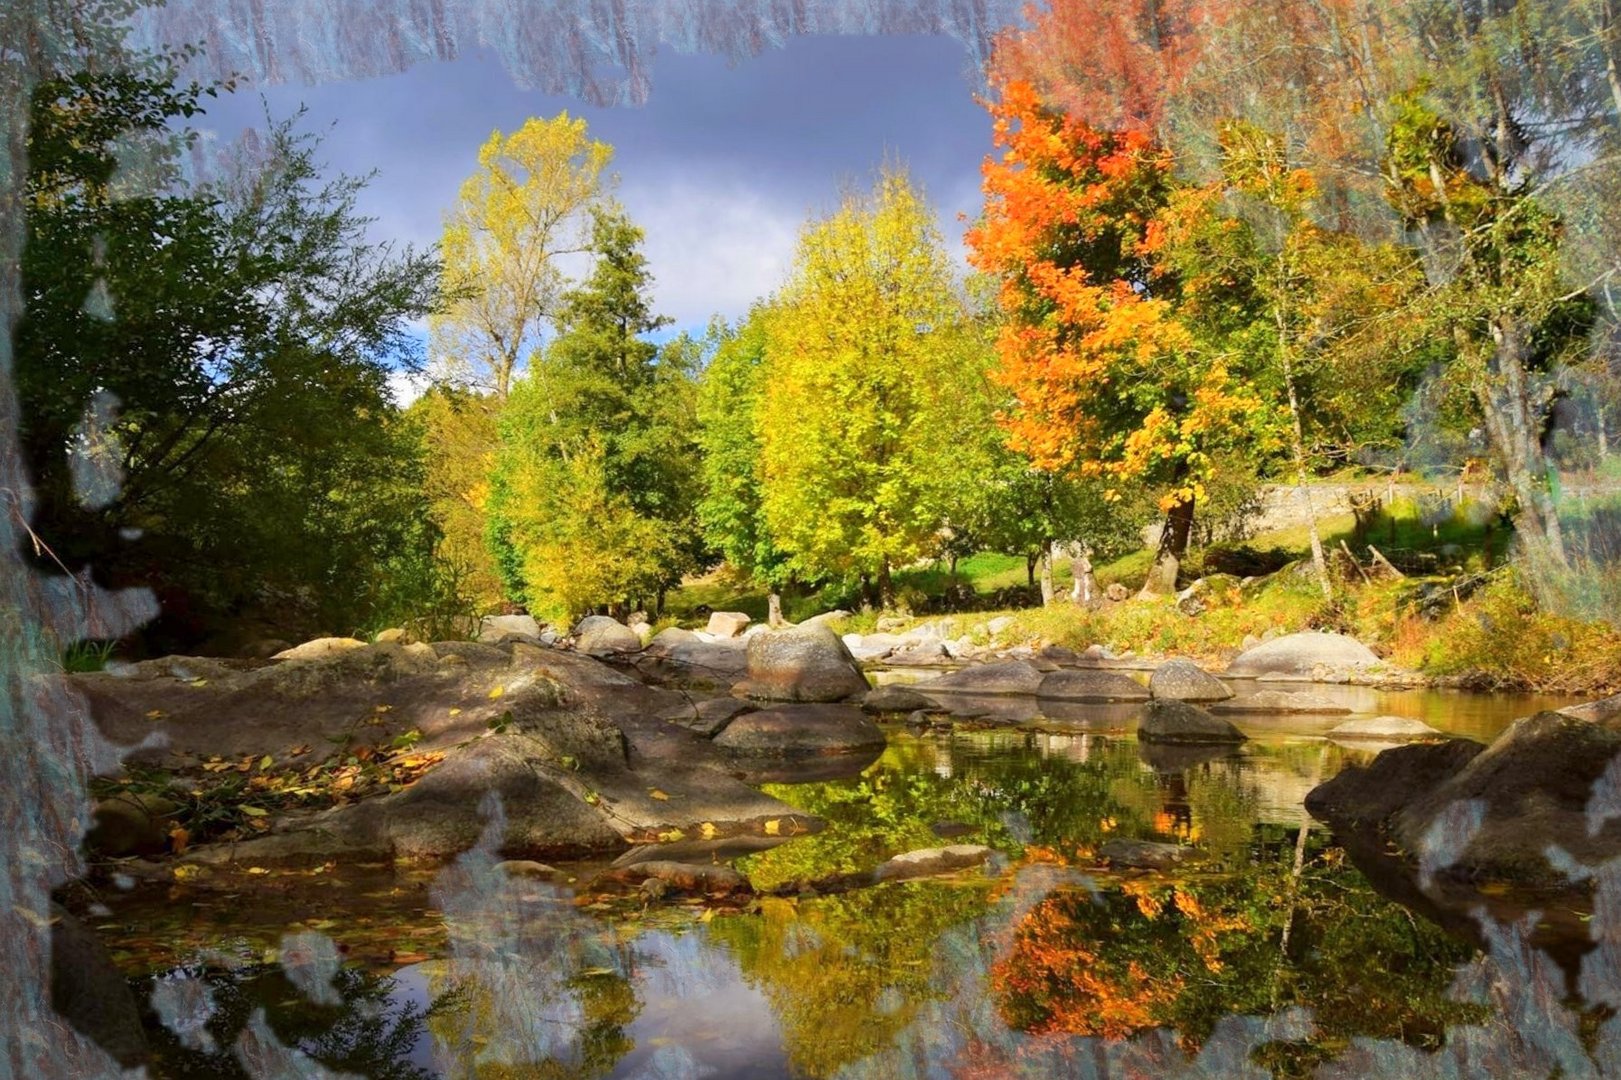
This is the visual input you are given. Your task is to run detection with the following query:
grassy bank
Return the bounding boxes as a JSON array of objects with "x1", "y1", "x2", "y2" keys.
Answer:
[{"x1": 667, "y1": 492, "x2": 1621, "y2": 697}]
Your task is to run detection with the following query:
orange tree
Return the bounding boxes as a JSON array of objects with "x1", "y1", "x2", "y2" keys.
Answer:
[{"x1": 967, "y1": 77, "x2": 1274, "y2": 595}]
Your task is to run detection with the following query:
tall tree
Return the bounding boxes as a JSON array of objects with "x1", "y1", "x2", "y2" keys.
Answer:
[
  {"x1": 755, "y1": 169, "x2": 985, "y2": 609},
  {"x1": 430, "y1": 113, "x2": 614, "y2": 399},
  {"x1": 487, "y1": 205, "x2": 701, "y2": 618}
]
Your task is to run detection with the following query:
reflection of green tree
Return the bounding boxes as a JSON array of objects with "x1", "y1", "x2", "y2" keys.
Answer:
[
  {"x1": 709, "y1": 883, "x2": 991, "y2": 1078},
  {"x1": 992, "y1": 835, "x2": 1487, "y2": 1066},
  {"x1": 143, "y1": 965, "x2": 467, "y2": 1079}
]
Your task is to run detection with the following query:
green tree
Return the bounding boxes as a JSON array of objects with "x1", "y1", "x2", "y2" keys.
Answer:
[
  {"x1": 488, "y1": 206, "x2": 702, "y2": 619},
  {"x1": 756, "y1": 169, "x2": 986, "y2": 609},
  {"x1": 17, "y1": 65, "x2": 442, "y2": 647}
]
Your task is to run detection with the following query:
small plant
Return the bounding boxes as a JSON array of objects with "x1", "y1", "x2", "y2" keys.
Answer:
[{"x1": 61, "y1": 639, "x2": 116, "y2": 673}]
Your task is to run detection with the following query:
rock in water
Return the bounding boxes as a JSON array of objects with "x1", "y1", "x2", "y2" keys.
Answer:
[
  {"x1": 714, "y1": 704, "x2": 884, "y2": 755},
  {"x1": 705, "y1": 611, "x2": 753, "y2": 639},
  {"x1": 1304, "y1": 739, "x2": 1484, "y2": 830},
  {"x1": 922, "y1": 661, "x2": 1044, "y2": 696},
  {"x1": 1327, "y1": 716, "x2": 1443, "y2": 741},
  {"x1": 1148, "y1": 660, "x2": 1233, "y2": 703},
  {"x1": 733, "y1": 624, "x2": 869, "y2": 702},
  {"x1": 51, "y1": 904, "x2": 147, "y2": 1066},
  {"x1": 1225, "y1": 631, "x2": 1383, "y2": 679},
  {"x1": 574, "y1": 616, "x2": 643, "y2": 656},
  {"x1": 1562, "y1": 694, "x2": 1621, "y2": 724},
  {"x1": 1099, "y1": 839, "x2": 1201, "y2": 870},
  {"x1": 1138, "y1": 700, "x2": 1246, "y2": 744},
  {"x1": 1037, "y1": 669, "x2": 1149, "y2": 703}
]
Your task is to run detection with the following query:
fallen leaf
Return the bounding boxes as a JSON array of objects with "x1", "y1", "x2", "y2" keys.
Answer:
[
  {"x1": 764, "y1": 819, "x2": 781, "y2": 836},
  {"x1": 240, "y1": 805, "x2": 269, "y2": 817},
  {"x1": 648, "y1": 789, "x2": 670, "y2": 801},
  {"x1": 487, "y1": 686, "x2": 504, "y2": 700},
  {"x1": 145, "y1": 709, "x2": 165, "y2": 721},
  {"x1": 258, "y1": 755, "x2": 273, "y2": 771}
]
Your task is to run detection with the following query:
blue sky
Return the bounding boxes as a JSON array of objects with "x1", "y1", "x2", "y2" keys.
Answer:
[{"x1": 194, "y1": 33, "x2": 997, "y2": 348}]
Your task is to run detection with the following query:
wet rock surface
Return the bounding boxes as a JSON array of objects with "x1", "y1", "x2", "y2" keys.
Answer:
[{"x1": 1138, "y1": 700, "x2": 1247, "y2": 744}]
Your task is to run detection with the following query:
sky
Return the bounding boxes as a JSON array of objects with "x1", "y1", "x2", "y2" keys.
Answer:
[{"x1": 193, "y1": 32, "x2": 999, "y2": 357}]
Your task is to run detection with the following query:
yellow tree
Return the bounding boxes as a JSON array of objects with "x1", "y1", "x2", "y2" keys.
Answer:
[
  {"x1": 431, "y1": 114, "x2": 614, "y2": 399},
  {"x1": 756, "y1": 169, "x2": 987, "y2": 608}
]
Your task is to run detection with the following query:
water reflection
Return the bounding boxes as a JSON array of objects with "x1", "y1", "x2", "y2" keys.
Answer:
[{"x1": 77, "y1": 713, "x2": 1621, "y2": 1078}]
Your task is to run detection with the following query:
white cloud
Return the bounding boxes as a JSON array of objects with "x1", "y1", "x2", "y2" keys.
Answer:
[{"x1": 388, "y1": 369, "x2": 429, "y2": 408}]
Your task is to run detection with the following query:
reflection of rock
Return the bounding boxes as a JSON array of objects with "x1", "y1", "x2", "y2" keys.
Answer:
[
  {"x1": 51, "y1": 903, "x2": 147, "y2": 1066},
  {"x1": 727, "y1": 744, "x2": 885, "y2": 785},
  {"x1": 734, "y1": 625, "x2": 869, "y2": 702},
  {"x1": 1211, "y1": 690, "x2": 1351, "y2": 715},
  {"x1": 1225, "y1": 631, "x2": 1383, "y2": 680},
  {"x1": 1138, "y1": 700, "x2": 1246, "y2": 744},
  {"x1": 1033, "y1": 700, "x2": 1145, "y2": 727},
  {"x1": 595, "y1": 860, "x2": 751, "y2": 896},
  {"x1": 1148, "y1": 660, "x2": 1233, "y2": 703},
  {"x1": 1098, "y1": 838, "x2": 1201, "y2": 870},
  {"x1": 873, "y1": 844, "x2": 994, "y2": 882},
  {"x1": 714, "y1": 704, "x2": 885, "y2": 756},
  {"x1": 1036, "y1": 669, "x2": 1149, "y2": 703},
  {"x1": 1137, "y1": 740, "x2": 1237, "y2": 773},
  {"x1": 922, "y1": 661, "x2": 1044, "y2": 696},
  {"x1": 861, "y1": 685, "x2": 942, "y2": 714}
]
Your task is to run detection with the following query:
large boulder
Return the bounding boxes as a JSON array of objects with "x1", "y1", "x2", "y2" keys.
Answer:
[
  {"x1": 478, "y1": 614, "x2": 542, "y2": 644},
  {"x1": 1148, "y1": 660, "x2": 1233, "y2": 703},
  {"x1": 1304, "y1": 739, "x2": 1484, "y2": 830},
  {"x1": 1211, "y1": 689, "x2": 1352, "y2": 715},
  {"x1": 1225, "y1": 631, "x2": 1383, "y2": 680},
  {"x1": 734, "y1": 625, "x2": 869, "y2": 702},
  {"x1": 1037, "y1": 669, "x2": 1150, "y2": 703},
  {"x1": 922, "y1": 661, "x2": 1044, "y2": 696},
  {"x1": 705, "y1": 611, "x2": 753, "y2": 639},
  {"x1": 1137, "y1": 700, "x2": 1246, "y2": 744},
  {"x1": 714, "y1": 704, "x2": 885, "y2": 756},
  {"x1": 1562, "y1": 694, "x2": 1621, "y2": 724},
  {"x1": 574, "y1": 616, "x2": 643, "y2": 656},
  {"x1": 51, "y1": 904, "x2": 147, "y2": 1066}
]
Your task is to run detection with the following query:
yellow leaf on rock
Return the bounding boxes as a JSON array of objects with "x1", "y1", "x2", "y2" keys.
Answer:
[
  {"x1": 648, "y1": 789, "x2": 670, "y2": 801},
  {"x1": 699, "y1": 822, "x2": 717, "y2": 840},
  {"x1": 487, "y1": 686, "x2": 504, "y2": 700},
  {"x1": 764, "y1": 820, "x2": 780, "y2": 836}
]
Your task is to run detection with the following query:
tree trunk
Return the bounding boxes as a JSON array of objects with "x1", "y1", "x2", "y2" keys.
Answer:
[
  {"x1": 876, "y1": 561, "x2": 895, "y2": 611},
  {"x1": 767, "y1": 592, "x2": 784, "y2": 628},
  {"x1": 1140, "y1": 496, "x2": 1195, "y2": 597},
  {"x1": 1478, "y1": 315, "x2": 1571, "y2": 572},
  {"x1": 1284, "y1": 355, "x2": 1332, "y2": 599},
  {"x1": 1038, "y1": 540, "x2": 1056, "y2": 607},
  {"x1": 1071, "y1": 548, "x2": 1096, "y2": 605}
]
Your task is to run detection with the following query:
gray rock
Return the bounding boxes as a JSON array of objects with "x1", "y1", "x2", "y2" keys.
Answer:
[
  {"x1": 986, "y1": 616, "x2": 1016, "y2": 637},
  {"x1": 1211, "y1": 690, "x2": 1352, "y2": 715},
  {"x1": 639, "y1": 628, "x2": 749, "y2": 689},
  {"x1": 574, "y1": 616, "x2": 643, "y2": 656},
  {"x1": 923, "y1": 661, "x2": 1044, "y2": 696},
  {"x1": 1037, "y1": 669, "x2": 1150, "y2": 703},
  {"x1": 664, "y1": 697, "x2": 757, "y2": 738},
  {"x1": 842, "y1": 632, "x2": 908, "y2": 662},
  {"x1": 1225, "y1": 631, "x2": 1383, "y2": 679},
  {"x1": 1148, "y1": 660, "x2": 1233, "y2": 703},
  {"x1": 886, "y1": 641, "x2": 950, "y2": 666},
  {"x1": 493, "y1": 859, "x2": 559, "y2": 877},
  {"x1": 1561, "y1": 694, "x2": 1621, "y2": 724},
  {"x1": 1105, "y1": 583, "x2": 1130, "y2": 602},
  {"x1": 873, "y1": 844, "x2": 994, "y2": 883},
  {"x1": 861, "y1": 685, "x2": 942, "y2": 714},
  {"x1": 1328, "y1": 715, "x2": 1443, "y2": 740},
  {"x1": 51, "y1": 903, "x2": 147, "y2": 1066},
  {"x1": 1099, "y1": 838, "x2": 1201, "y2": 870},
  {"x1": 734, "y1": 624, "x2": 869, "y2": 702},
  {"x1": 714, "y1": 704, "x2": 885, "y2": 755},
  {"x1": 799, "y1": 610, "x2": 852, "y2": 629},
  {"x1": 1138, "y1": 700, "x2": 1246, "y2": 744},
  {"x1": 478, "y1": 614, "x2": 542, "y2": 644},
  {"x1": 705, "y1": 611, "x2": 752, "y2": 639}
]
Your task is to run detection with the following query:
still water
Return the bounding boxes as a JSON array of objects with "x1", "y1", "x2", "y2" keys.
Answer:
[{"x1": 82, "y1": 690, "x2": 1616, "y2": 1079}]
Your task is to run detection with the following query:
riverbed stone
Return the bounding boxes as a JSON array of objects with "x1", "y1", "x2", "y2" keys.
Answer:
[
  {"x1": 271, "y1": 637, "x2": 368, "y2": 662},
  {"x1": 734, "y1": 624, "x2": 869, "y2": 702},
  {"x1": 1304, "y1": 739, "x2": 1485, "y2": 830},
  {"x1": 1099, "y1": 838, "x2": 1202, "y2": 870},
  {"x1": 478, "y1": 614, "x2": 542, "y2": 644},
  {"x1": 662, "y1": 697, "x2": 756, "y2": 738},
  {"x1": 1561, "y1": 694, "x2": 1621, "y2": 724},
  {"x1": 1328, "y1": 716, "x2": 1444, "y2": 741},
  {"x1": 705, "y1": 611, "x2": 752, "y2": 639},
  {"x1": 873, "y1": 844, "x2": 994, "y2": 883},
  {"x1": 1211, "y1": 689, "x2": 1352, "y2": 715},
  {"x1": 922, "y1": 660, "x2": 1044, "y2": 696},
  {"x1": 860, "y1": 685, "x2": 942, "y2": 714},
  {"x1": 1138, "y1": 700, "x2": 1246, "y2": 744},
  {"x1": 574, "y1": 616, "x2": 643, "y2": 656},
  {"x1": 887, "y1": 641, "x2": 951, "y2": 666},
  {"x1": 1037, "y1": 669, "x2": 1150, "y2": 703},
  {"x1": 1148, "y1": 660, "x2": 1233, "y2": 703},
  {"x1": 638, "y1": 629, "x2": 749, "y2": 690},
  {"x1": 86, "y1": 792, "x2": 182, "y2": 856},
  {"x1": 714, "y1": 704, "x2": 884, "y2": 756},
  {"x1": 1225, "y1": 631, "x2": 1383, "y2": 680},
  {"x1": 51, "y1": 903, "x2": 147, "y2": 1066}
]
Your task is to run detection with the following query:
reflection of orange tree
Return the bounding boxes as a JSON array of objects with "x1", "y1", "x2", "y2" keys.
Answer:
[{"x1": 993, "y1": 879, "x2": 1252, "y2": 1041}]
